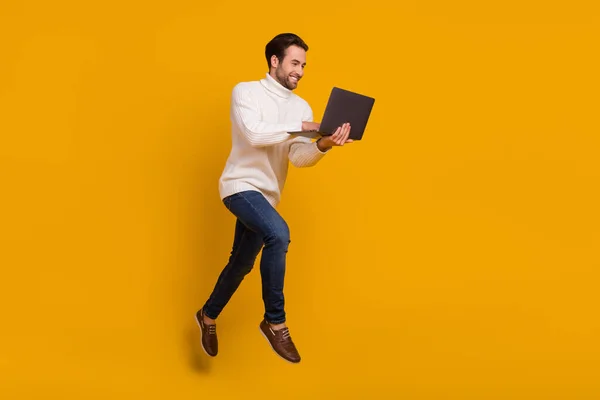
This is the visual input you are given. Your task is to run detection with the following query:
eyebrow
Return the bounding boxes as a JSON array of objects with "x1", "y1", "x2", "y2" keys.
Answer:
[{"x1": 291, "y1": 59, "x2": 306, "y2": 66}]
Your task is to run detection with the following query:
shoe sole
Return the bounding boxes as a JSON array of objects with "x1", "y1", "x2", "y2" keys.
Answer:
[
  {"x1": 258, "y1": 326, "x2": 300, "y2": 364},
  {"x1": 195, "y1": 313, "x2": 215, "y2": 357}
]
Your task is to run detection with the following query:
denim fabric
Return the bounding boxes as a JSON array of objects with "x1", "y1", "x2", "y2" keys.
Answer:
[{"x1": 202, "y1": 190, "x2": 291, "y2": 324}]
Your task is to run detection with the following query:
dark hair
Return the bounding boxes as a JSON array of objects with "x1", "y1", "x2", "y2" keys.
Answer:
[{"x1": 265, "y1": 33, "x2": 309, "y2": 69}]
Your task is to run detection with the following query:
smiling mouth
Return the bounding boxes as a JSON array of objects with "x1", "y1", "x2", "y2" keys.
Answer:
[{"x1": 289, "y1": 75, "x2": 300, "y2": 83}]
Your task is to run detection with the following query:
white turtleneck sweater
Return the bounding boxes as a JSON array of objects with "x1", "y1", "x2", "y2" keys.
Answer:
[{"x1": 218, "y1": 73, "x2": 328, "y2": 207}]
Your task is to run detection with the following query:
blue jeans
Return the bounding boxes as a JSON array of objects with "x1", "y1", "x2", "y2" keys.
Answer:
[{"x1": 202, "y1": 190, "x2": 291, "y2": 324}]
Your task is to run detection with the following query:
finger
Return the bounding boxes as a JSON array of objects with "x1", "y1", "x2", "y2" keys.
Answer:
[
  {"x1": 344, "y1": 124, "x2": 351, "y2": 142},
  {"x1": 331, "y1": 126, "x2": 341, "y2": 141},
  {"x1": 336, "y1": 125, "x2": 345, "y2": 145},
  {"x1": 339, "y1": 123, "x2": 350, "y2": 145},
  {"x1": 340, "y1": 122, "x2": 350, "y2": 145},
  {"x1": 336, "y1": 127, "x2": 345, "y2": 146},
  {"x1": 346, "y1": 126, "x2": 353, "y2": 142}
]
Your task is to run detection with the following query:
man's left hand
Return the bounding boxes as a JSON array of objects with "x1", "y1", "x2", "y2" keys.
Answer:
[{"x1": 316, "y1": 123, "x2": 352, "y2": 152}]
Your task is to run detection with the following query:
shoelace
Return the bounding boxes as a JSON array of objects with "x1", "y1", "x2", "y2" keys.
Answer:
[
  {"x1": 208, "y1": 325, "x2": 216, "y2": 335},
  {"x1": 281, "y1": 328, "x2": 291, "y2": 340}
]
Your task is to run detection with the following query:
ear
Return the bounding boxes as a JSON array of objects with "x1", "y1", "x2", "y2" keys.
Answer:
[{"x1": 270, "y1": 55, "x2": 279, "y2": 69}]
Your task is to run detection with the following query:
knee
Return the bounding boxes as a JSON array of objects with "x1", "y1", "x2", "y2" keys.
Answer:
[
  {"x1": 238, "y1": 263, "x2": 254, "y2": 276},
  {"x1": 264, "y1": 224, "x2": 290, "y2": 250}
]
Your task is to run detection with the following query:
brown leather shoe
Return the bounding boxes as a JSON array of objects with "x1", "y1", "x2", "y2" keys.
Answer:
[
  {"x1": 195, "y1": 309, "x2": 218, "y2": 357},
  {"x1": 259, "y1": 319, "x2": 301, "y2": 363}
]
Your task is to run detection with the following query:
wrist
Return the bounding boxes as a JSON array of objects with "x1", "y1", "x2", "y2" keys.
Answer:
[{"x1": 316, "y1": 138, "x2": 331, "y2": 152}]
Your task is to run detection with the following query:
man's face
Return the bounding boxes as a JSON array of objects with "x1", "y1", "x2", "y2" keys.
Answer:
[{"x1": 271, "y1": 45, "x2": 306, "y2": 90}]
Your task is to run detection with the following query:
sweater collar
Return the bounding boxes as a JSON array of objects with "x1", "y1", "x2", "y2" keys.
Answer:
[{"x1": 260, "y1": 72, "x2": 293, "y2": 98}]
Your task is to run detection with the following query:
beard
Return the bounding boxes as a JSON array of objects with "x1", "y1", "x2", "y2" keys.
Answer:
[{"x1": 275, "y1": 66, "x2": 299, "y2": 90}]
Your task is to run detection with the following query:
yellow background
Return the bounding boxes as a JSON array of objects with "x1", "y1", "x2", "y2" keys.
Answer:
[{"x1": 1, "y1": 0, "x2": 599, "y2": 398}]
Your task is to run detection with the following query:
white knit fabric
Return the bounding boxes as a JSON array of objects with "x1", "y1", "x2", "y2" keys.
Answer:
[{"x1": 218, "y1": 73, "x2": 328, "y2": 207}]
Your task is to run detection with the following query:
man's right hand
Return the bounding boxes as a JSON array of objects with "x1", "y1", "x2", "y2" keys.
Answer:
[{"x1": 301, "y1": 121, "x2": 320, "y2": 132}]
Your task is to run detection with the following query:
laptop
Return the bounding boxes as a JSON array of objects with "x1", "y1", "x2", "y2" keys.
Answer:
[{"x1": 288, "y1": 87, "x2": 375, "y2": 140}]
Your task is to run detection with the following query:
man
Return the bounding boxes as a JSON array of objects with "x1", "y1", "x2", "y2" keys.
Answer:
[{"x1": 196, "y1": 33, "x2": 352, "y2": 364}]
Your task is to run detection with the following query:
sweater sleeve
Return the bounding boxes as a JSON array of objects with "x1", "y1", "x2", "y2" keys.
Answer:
[
  {"x1": 288, "y1": 106, "x2": 329, "y2": 168},
  {"x1": 231, "y1": 84, "x2": 302, "y2": 147}
]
